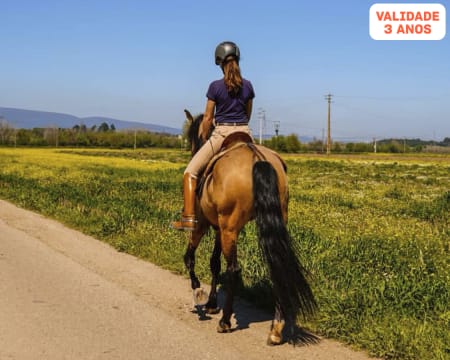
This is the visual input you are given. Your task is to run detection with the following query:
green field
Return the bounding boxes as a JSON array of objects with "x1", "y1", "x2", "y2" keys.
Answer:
[{"x1": 0, "y1": 148, "x2": 448, "y2": 360}]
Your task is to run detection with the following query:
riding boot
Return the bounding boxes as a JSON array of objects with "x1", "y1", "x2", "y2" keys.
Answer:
[{"x1": 171, "y1": 173, "x2": 197, "y2": 231}]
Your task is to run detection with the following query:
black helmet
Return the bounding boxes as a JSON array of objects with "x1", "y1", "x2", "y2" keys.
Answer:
[{"x1": 215, "y1": 41, "x2": 240, "y2": 66}]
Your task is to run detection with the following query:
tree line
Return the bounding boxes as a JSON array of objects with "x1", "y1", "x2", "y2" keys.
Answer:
[
  {"x1": 0, "y1": 121, "x2": 181, "y2": 148},
  {"x1": 0, "y1": 119, "x2": 448, "y2": 153},
  {"x1": 263, "y1": 134, "x2": 450, "y2": 153}
]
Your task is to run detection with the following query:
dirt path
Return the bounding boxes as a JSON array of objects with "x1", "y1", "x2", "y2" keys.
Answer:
[{"x1": 0, "y1": 199, "x2": 377, "y2": 360}]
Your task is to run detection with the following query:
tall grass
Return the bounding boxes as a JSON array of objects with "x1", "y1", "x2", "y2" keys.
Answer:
[{"x1": 0, "y1": 148, "x2": 448, "y2": 359}]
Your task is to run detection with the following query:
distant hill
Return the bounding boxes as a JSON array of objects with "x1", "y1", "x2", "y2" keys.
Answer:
[{"x1": 0, "y1": 107, "x2": 181, "y2": 135}]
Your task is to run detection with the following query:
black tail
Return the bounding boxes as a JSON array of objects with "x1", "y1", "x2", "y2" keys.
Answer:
[{"x1": 252, "y1": 161, "x2": 316, "y2": 324}]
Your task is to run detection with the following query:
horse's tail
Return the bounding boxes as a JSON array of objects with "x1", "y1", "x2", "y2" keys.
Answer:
[{"x1": 252, "y1": 161, "x2": 316, "y2": 325}]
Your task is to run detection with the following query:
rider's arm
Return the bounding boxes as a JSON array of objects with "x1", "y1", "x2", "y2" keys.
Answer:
[
  {"x1": 245, "y1": 99, "x2": 253, "y2": 120},
  {"x1": 201, "y1": 99, "x2": 215, "y2": 141}
]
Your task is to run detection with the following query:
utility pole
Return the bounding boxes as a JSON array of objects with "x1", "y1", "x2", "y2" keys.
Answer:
[
  {"x1": 324, "y1": 94, "x2": 333, "y2": 155},
  {"x1": 373, "y1": 137, "x2": 377, "y2": 153},
  {"x1": 178, "y1": 135, "x2": 183, "y2": 151},
  {"x1": 258, "y1": 108, "x2": 265, "y2": 145},
  {"x1": 321, "y1": 128, "x2": 325, "y2": 153}
]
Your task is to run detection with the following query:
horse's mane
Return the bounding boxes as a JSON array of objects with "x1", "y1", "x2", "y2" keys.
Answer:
[
  {"x1": 187, "y1": 114, "x2": 203, "y2": 154},
  {"x1": 186, "y1": 113, "x2": 215, "y2": 154}
]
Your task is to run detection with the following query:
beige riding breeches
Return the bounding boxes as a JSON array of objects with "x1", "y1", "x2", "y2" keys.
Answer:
[{"x1": 185, "y1": 124, "x2": 252, "y2": 178}]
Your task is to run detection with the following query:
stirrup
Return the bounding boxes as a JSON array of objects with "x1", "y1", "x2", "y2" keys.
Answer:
[{"x1": 170, "y1": 216, "x2": 197, "y2": 231}]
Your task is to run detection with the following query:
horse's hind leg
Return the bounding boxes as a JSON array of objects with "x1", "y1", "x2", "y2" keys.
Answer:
[
  {"x1": 267, "y1": 303, "x2": 285, "y2": 346},
  {"x1": 205, "y1": 231, "x2": 221, "y2": 314}
]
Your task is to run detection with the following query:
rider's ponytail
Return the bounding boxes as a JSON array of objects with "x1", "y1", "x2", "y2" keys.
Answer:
[{"x1": 222, "y1": 57, "x2": 242, "y2": 97}]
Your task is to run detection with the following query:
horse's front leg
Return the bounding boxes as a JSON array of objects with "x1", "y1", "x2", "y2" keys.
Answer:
[
  {"x1": 184, "y1": 228, "x2": 208, "y2": 305},
  {"x1": 205, "y1": 230, "x2": 221, "y2": 314},
  {"x1": 217, "y1": 229, "x2": 239, "y2": 333}
]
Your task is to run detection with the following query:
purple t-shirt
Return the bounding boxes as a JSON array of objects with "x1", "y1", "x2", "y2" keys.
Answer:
[{"x1": 206, "y1": 78, "x2": 255, "y2": 123}]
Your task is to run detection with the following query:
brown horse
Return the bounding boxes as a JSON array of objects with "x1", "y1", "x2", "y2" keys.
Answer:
[{"x1": 181, "y1": 110, "x2": 316, "y2": 345}]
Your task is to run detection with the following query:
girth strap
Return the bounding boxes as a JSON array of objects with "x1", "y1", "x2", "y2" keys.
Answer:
[{"x1": 246, "y1": 142, "x2": 267, "y2": 162}]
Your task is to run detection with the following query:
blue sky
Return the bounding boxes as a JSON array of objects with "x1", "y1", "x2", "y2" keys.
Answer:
[{"x1": 1, "y1": 0, "x2": 449, "y2": 140}]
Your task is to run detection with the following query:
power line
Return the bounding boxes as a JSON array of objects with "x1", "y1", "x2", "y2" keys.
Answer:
[{"x1": 334, "y1": 94, "x2": 444, "y2": 101}]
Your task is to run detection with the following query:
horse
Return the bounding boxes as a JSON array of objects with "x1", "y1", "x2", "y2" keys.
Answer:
[{"x1": 181, "y1": 109, "x2": 316, "y2": 345}]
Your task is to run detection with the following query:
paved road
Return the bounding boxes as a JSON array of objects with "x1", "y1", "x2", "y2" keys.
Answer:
[{"x1": 0, "y1": 200, "x2": 376, "y2": 360}]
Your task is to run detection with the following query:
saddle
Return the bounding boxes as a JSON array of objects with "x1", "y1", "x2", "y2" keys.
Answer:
[{"x1": 220, "y1": 132, "x2": 253, "y2": 151}]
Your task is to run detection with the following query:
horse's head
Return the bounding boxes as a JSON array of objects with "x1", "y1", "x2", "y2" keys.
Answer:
[{"x1": 184, "y1": 109, "x2": 215, "y2": 155}]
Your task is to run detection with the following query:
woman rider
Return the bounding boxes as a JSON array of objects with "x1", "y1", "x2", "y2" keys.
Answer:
[{"x1": 171, "y1": 41, "x2": 255, "y2": 231}]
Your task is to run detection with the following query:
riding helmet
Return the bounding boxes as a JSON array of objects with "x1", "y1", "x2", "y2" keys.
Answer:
[{"x1": 214, "y1": 41, "x2": 240, "y2": 66}]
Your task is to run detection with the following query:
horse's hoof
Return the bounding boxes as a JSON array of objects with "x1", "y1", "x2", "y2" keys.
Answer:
[
  {"x1": 205, "y1": 307, "x2": 221, "y2": 315},
  {"x1": 267, "y1": 334, "x2": 282, "y2": 346},
  {"x1": 217, "y1": 319, "x2": 232, "y2": 333},
  {"x1": 193, "y1": 288, "x2": 209, "y2": 306},
  {"x1": 267, "y1": 320, "x2": 284, "y2": 345}
]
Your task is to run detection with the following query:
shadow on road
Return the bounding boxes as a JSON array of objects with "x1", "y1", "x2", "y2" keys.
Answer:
[{"x1": 192, "y1": 287, "x2": 320, "y2": 346}]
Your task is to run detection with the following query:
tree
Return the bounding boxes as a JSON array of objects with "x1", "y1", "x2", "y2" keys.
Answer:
[
  {"x1": 332, "y1": 142, "x2": 343, "y2": 152},
  {"x1": 0, "y1": 119, "x2": 14, "y2": 144},
  {"x1": 98, "y1": 122, "x2": 110, "y2": 132},
  {"x1": 285, "y1": 134, "x2": 301, "y2": 153},
  {"x1": 345, "y1": 142, "x2": 355, "y2": 152},
  {"x1": 44, "y1": 126, "x2": 59, "y2": 147},
  {"x1": 16, "y1": 129, "x2": 31, "y2": 145},
  {"x1": 307, "y1": 139, "x2": 325, "y2": 153}
]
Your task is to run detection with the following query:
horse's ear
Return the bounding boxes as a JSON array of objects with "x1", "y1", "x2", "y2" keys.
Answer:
[{"x1": 184, "y1": 109, "x2": 194, "y2": 123}]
